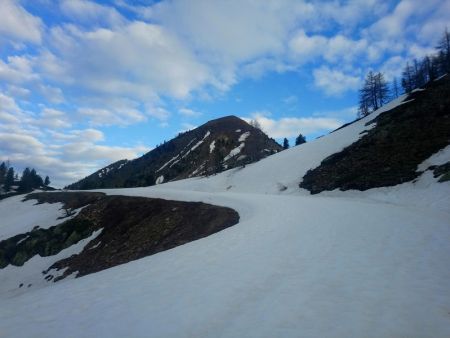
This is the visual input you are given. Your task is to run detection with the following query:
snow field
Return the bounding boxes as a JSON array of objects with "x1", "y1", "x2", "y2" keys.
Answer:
[{"x1": 0, "y1": 93, "x2": 449, "y2": 337}]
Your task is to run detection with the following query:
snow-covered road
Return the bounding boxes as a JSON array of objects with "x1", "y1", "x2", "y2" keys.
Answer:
[{"x1": 1, "y1": 186, "x2": 450, "y2": 338}]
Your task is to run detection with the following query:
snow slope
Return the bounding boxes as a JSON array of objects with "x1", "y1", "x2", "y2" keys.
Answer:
[
  {"x1": 0, "y1": 194, "x2": 68, "y2": 240},
  {"x1": 1, "y1": 94, "x2": 450, "y2": 338}
]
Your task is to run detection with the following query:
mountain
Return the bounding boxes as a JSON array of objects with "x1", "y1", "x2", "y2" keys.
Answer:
[
  {"x1": 66, "y1": 115, "x2": 282, "y2": 190},
  {"x1": 1, "y1": 76, "x2": 449, "y2": 337}
]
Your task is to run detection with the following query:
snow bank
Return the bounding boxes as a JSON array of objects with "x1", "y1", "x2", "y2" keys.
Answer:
[
  {"x1": 0, "y1": 195, "x2": 66, "y2": 240},
  {"x1": 0, "y1": 229, "x2": 102, "y2": 297},
  {"x1": 1, "y1": 189, "x2": 449, "y2": 338}
]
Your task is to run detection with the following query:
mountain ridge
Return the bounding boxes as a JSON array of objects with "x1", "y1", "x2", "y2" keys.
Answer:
[{"x1": 66, "y1": 115, "x2": 282, "y2": 190}]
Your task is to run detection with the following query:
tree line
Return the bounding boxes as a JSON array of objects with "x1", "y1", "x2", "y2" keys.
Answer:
[
  {"x1": 0, "y1": 162, "x2": 50, "y2": 193},
  {"x1": 358, "y1": 28, "x2": 450, "y2": 118}
]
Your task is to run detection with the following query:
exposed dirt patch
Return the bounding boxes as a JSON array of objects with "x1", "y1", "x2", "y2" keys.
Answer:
[
  {"x1": 24, "y1": 191, "x2": 105, "y2": 210},
  {"x1": 48, "y1": 195, "x2": 239, "y2": 280},
  {"x1": 1, "y1": 192, "x2": 239, "y2": 280},
  {"x1": 300, "y1": 76, "x2": 450, "y2": 194}
]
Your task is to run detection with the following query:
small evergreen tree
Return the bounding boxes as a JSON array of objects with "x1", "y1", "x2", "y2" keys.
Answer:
[
  {"x1": 44, "y1": 176, "x2": 50, "y2": 186},
  {"x1": 283, "y1": 138, "x2": 289, "y2": 150},
  {"x1": 4, "y1": 167, "x2": 14, "y2": 191},
  {"x1": 211, "y1": 147, "x2": 225, "y2": 175},
  {"x1": 19, "y1": 168, "x2": 32, "y2": 192},
  {"x1": 295, "y1": 133, "x2": 306, "y2": 146},
  {"x1": 0, "y1": 162, "x2": 7, "y2": 186},
  {"x1": 30, "y1": 169, "x2": 43, "y2": 187}
]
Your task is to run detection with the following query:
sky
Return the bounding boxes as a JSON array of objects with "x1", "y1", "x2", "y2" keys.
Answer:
[{"x1": 0, "y1": 0, "x2": 449, "y2": 187}]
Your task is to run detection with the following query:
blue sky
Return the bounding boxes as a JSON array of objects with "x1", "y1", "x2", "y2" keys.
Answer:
[{"x1": 0, "y1": 0, "x2": 448, "y2": 186}]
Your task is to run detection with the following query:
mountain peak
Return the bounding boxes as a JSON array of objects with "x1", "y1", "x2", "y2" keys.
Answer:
[{"x1": 66, "y1": 115, "x2": 282, "y2": 189}]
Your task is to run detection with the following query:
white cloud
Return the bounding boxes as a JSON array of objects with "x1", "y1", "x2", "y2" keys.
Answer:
[
  {"x1": 179, "y1": 108, "x2": 202, "y2": 118},
  {"x1": 148, "y1": 0, "x2": 306, "y2": 62},
  {"x1": 6, "y1": 85, "x2": 31, "y2": 98},
  {"x1": 147, "y1": 106, "x2": 171, "y2": 121},
  {"x1": 60, "y1": 142, "x2": 148, "y2": 163},
  {"x1": 36, "y1": 108, "x2": 71, "y2": 129},
  {"x1": 289, "y1": 30, "x2": 327, "y2": 62},
  {"x1": 0, "y1": 132, "x2": 45, "y2": 154},
  {"x1": 0, "y1": 0, "x2": 43, "y2": 44},
  {"x1": 0, "y1": 94, "x2": 149, "y2": 187},
  {"x1": 319, "y1": 0, "x2": 387, "y2": 29},
  {"x1": 43, "y1": 22, "x2": 211, "y2": 101},
  {"x1": 37, "y1": 84, "x2": 65, "y2": 104},
  {"x1": 243, "y1": 111, "x2": 343, "y2": 139},
  {"x1": 380, "y1": 56, "x2": 406, "y2": 81},
  {"x1": 364, "y1": 0, "x2": 450, "y2": 61},
  {"x1": 0, "y1": 93, "x2": 21, "y2": 113},
  {"x1": 78, "y1": 107, "x2": 146, "y2": 126},
  {"x1": 369, "y1": 1, "x2": 416, "y2": 39},
  {"x1": 0, "y1": 125, "x2": 149, "y2": 187},
  {"x1": 324, "y1": 35, "x2": 367, "y2": 63},
  {"x1": 313, "y1": 66, "x2": 361, "y2": 96},
  {"x1": 313, "y1": 106, "x2": 358, "y2": 120},
  {"x1": 60, "y1": 0, "x2": 126, "y2": 27},
  {"x1": 0, "y1": 56, "x2": 38, "y2": 83},
  {"x1": 289, "y1": 30, "x2": 368, "y2": 64}
]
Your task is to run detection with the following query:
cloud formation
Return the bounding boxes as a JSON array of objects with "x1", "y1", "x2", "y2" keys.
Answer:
[
  {"x1": 244, "y1": 111, "x2": 343, "y2": 139},
  {"x1": 0, "y1": 0, "x2": 43, "y2": 44},
  {"x1": 0, "y1": 0, "x2": 449, "y2": 186}
]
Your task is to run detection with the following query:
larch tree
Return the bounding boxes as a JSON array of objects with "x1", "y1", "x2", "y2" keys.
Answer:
[{"x1": 358, "y1": 71, "x2": 389, "y2": 117}]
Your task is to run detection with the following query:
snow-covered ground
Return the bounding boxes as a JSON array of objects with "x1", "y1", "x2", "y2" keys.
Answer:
[
  {"x1": 1, "y1": 94, "x2": 450, "y2": 337},
  {"x1": 0, "y1": 194, "x2": 68, "y2": 240}
]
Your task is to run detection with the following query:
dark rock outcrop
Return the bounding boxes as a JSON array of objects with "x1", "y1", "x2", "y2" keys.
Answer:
[
  {"x1": 0, "y1": 192, "x2": 239, "y2": 280},
  {"x1": 300, "y1": 75, "x2": 450, "y2": 194}
]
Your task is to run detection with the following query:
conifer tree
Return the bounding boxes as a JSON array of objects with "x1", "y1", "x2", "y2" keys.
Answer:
[
  {"x1": 44, "y1": 176, "x2": 50, "y2": 186},
  {"x1": 358, "y1": 71, "x2": 389, "y2": 117},
  {"x1": 295, "y1": 133, "x2": 306, "y2": 146},
  {"x1": 0, "y1": 162, "x2": 7, "y2": 186},
  {"x1": 5, "y1": 167, "x2": 14, "y2": 191},
  {"x1": 283, "y1": 138, "x2": 289, "y2": 150}
]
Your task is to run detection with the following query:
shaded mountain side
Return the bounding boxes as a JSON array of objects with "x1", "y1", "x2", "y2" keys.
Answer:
[
  {"x1": 0, "y1": 192, "x2": 239, "y2": 280},
  {"x1": 66, "y1": 116, "x2": 282, "y2": 190},
  {"x1": 300, "y1": 75, "x2": 450, "y2": 194}
]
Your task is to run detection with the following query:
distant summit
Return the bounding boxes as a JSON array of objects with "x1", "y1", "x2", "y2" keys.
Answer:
[{"x1": 66, "y1": 115, "x2": 282, "y2": 190}]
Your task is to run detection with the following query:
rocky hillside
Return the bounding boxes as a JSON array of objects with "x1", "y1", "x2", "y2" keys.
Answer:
[
  {"x1": 0, "y1": 192, "x2": 238, "y2": 281},
  {"x1": 66, "y1": 116, "x2": 282, "y2": 190},
  {"x1": 300, "y1": 74, "x2": 450, "y2": 194}
]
